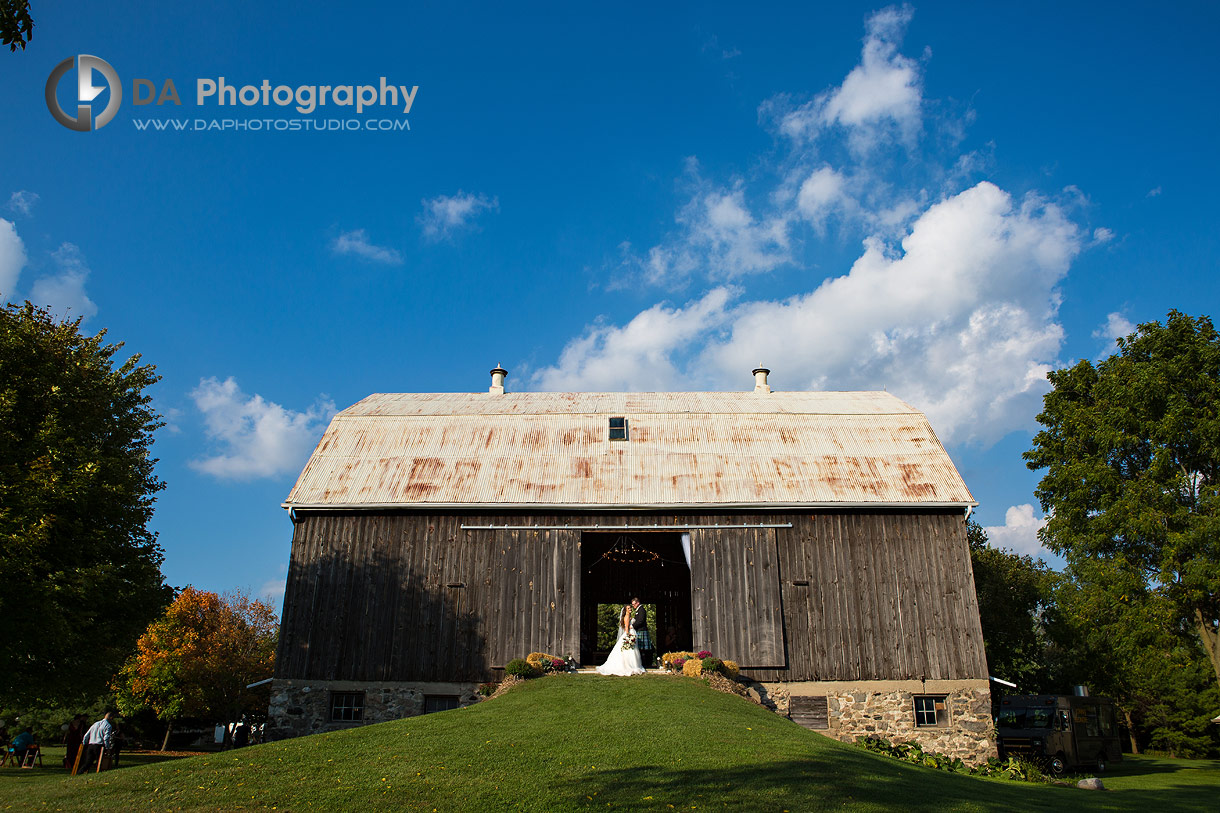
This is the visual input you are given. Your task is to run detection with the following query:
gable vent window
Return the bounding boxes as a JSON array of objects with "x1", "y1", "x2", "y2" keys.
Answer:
[{"x1": 608, "y1": 417, "x2": 629, "y2": 441}]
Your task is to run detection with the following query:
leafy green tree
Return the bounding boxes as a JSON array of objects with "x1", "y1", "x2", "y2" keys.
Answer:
[
  {"x1": 967, "y1": 520, "x2": 1055, "y2": 690},
  {"x1": 1, "y1": 0, "x2": 33, "y2": 52},
  {"x1": 1025, "y1": 311, "x2": 1220, "y2": 689},
  {"x1": 0, "y1": 302, "x2": 171, "y2": 705},
  {"x1": 113, "y1": 587, "x2": 278, "y2": 750},
  {"x1": 1049, "y1": 557, "x2": 1220, "y2": 756}
]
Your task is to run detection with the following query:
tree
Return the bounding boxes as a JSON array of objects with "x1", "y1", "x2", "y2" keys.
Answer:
[
  {"x1": 1, "y1": 0, "x2": 34, "y2": 52},
  {"x1": 0, "y1": 302, "x2": 171, "y2": 704},
  {"x1": 966, "y1": 520, "x2": 1055, "y2": 690},
  {"x1": 1048, "y1": 557, "x2": 1220, "y2": 756},
  {"x1": 113, "y1": 587, "x2": 277, "y2": 749},
  {"x1": 1025, "y1": 311, "x2": 1220, "y2": 689}
]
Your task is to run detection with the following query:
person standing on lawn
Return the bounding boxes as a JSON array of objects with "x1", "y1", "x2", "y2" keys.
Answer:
[
  {"x1": 81, "y1": 710, "x2": 115, "y2": 773},
  {"x1": 630, "y1": 597, "x2": 654, "y2": 669},
  {"x1": 63, "y1": 714, "x2": 86, "y2": 770}
]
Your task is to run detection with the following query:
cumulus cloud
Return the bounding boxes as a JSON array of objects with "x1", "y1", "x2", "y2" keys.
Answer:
[
  {"x1": 189, "y1": 377, "x2": 336, "y2": 481},
  {"x1": 330, "y1": 229, "x2": 403, "y2": 265},
  {"x1": 983, "y1": 504, "x2": 1048, "y2": 558},
  {"x1": 7, "y1": 190, "x2": 39, "y2": 216},
  {"x1": 29, "y1": 242, "x2": 98, "y2": 321},
  {"x1": 1091, "y1": 227, "x2": 1114, "y2": 244},
  {"x1": 647, "y1": 187, "x2": 790, "y2": 283},
  {"x1": 532, "y1": 288, "x2": 737, "y2": 391},
  {"x1": 418, "y1": 191, "x2": 498, "y2": 240},
  {"x1": 780, "y1": 4, "x2": 922, "y2": 149},
  {"x1": 1093, "y1": 311, "x2": 1135, "y2": 359},
  {"x1": 0, "y1": 218, "x2": 26, "y2": 297},
  {"x1": 796, "y1": 166, "x2": 853, "y2": 230},
  {"x1": 547, "y1": 182, "x2": 1080, "y2": 445}
]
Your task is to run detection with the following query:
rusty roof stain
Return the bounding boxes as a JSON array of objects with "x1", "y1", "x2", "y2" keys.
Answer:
[{"x1": 284, "y1": 391, "x2": 974, "y2": 509}]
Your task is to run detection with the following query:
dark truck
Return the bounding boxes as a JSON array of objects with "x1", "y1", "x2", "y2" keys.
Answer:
[{"x1": 995, "y1": 694, "x2": 1123, "y2": 774}]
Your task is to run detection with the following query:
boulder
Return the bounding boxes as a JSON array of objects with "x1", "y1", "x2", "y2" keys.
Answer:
[{"x1": 1076, "y1": 778, "x2": 1105, "y2": 791}]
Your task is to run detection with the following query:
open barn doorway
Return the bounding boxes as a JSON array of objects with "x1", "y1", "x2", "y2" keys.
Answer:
[{"x1": 579, "y1": 532, "x2": 691, "y2": 665}]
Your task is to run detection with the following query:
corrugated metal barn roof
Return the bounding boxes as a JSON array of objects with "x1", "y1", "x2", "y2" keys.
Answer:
[{"x1": 285, "y1": 390, "x2": 974, "y2": 509}]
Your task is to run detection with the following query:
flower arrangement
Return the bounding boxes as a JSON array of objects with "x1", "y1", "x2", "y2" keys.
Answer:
[
  {"x1": 661, "y1": 651, "x2": 697, "y2": 672},
  {"x1": 526, "y1": 652, "x2": 568, "y2": 673},
  {"x1": 620, "y1": 634, "x2": 636, "y2": 651},
  {"x1": 661, "y1": 650, "x2": 741, "y2": 680}
]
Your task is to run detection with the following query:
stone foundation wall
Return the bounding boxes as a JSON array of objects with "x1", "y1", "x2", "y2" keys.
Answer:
[
  {"x1": 267, "y1": 679, "x2": 482, "y2": 740},
  {"x1": 759, "y1": 679, "x2": 996, "y2": 764}
]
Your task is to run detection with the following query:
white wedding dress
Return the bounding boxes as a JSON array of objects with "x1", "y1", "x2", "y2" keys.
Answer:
[{"x1": 596, "y1": 627, "x2": 646, "y2": 676}]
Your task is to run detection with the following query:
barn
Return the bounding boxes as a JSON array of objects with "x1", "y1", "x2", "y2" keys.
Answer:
[{"x1": 268, "y1": 367, "x2": 996, "y2": 761}]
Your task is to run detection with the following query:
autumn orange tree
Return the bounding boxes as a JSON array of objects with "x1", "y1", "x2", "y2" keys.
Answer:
[{"x1": 113, "y1": 587, "x2": 278, "y2": 749}]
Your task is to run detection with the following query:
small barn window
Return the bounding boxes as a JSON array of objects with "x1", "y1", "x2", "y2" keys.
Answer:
[
  {"x1": 330, "y1": 691, "x2": 364, "y2": 722},
  {"x1": 608, "y1": 417, "x2": 629, "y2": 441},
  {"x1": 423, "y1": 695, "x2": 461, "y2": 714},
  {"x1": 914, "y1": 695, "x2": 947, "y2": 727}
]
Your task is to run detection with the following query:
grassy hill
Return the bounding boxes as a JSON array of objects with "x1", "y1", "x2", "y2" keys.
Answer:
[{"x1": 2, "y1": 674, "x2": 1216, "y2": 811}]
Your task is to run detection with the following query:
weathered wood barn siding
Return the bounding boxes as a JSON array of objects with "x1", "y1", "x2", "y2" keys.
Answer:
[{"x1": 275, "y1": 508, "x2": 986, "y2": 684}]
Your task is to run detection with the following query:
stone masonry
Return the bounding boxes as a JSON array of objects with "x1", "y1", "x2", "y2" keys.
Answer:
[
  {"x1": 267, "y1": 679, "x2": 482, "y2": 740},
  {"x1": 761, "y1": 679, "x2": 996, "y2": 764}
]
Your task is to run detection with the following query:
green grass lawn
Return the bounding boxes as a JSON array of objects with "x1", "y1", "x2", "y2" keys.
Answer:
[{"x1": 1, "y1": 675, "x2": 1216, "y2": 811}]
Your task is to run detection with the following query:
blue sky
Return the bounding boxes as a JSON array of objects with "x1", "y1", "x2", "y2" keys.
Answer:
[{"x1": 3, "y1": 2, "x2": 1218, "y2": 606}]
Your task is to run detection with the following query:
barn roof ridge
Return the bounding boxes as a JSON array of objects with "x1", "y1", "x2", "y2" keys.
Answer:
[{"x1": 285, "y1": 387, "x2": 974, "y2": 511}]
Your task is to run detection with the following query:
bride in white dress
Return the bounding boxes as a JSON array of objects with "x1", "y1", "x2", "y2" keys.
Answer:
[{"x1": 596, "y1": 604, "x2": 646, "y2": 676}]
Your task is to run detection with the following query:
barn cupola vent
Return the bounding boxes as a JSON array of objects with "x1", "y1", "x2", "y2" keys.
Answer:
[
  {"x1": 489, "y1": 365, "x2": 508, "y2": 395},
  {"x1": 752, "y1": 365, "x2": 771, "y2": 394}
]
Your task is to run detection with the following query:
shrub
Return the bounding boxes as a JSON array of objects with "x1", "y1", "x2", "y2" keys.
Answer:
[
  {"x1": 719, "y1": 660, "x2": 740, "y2": 678},
  {"x1": 856, "y1": 736, "x2": 1048, "y2": 782},
  {"x1": 701, "y1": 657, "x2": 722, "y2": 674},
  {"x1": 682, "y1": 659, "x2": 704, "y2": 677},
  {"x1": 504, "y1": 658, "x2": 536, "y2": 678},
  {"x1": 477, "y1": 682, "x2": 498, "y2": 696},
  {"x1": 696, "y1": 650, "x2": 713, "y2": 659},
  {"x1": 525, "y1": 652, "x2": 566, "y2": 673}
]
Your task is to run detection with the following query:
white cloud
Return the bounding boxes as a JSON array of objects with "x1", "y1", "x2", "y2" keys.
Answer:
[
  {"x1": 1147, "y1": 186, "x2": 1162, "y2": 197},
  {"x1": 7, "y1": 190, "x2": 39, "y2": 216},
  {"x1": 1092, "y1": 227, "x2": 1114, "y2": 244},
  {"x1": 1093, "y1": 311, "x2": 1135, "y2": 359},
  {"x1": 418, "y1": 191, "x2": 498, "y2": 240},
  {"x1": 796, "y1": 166, "x2": 853, "y2": 230},
  {"x1": 645, "y1": 181, "x2": 792, "y2": 285},
  {"x1": 259, "y1": 564, "x2": 289, "y2": 606},
  {"x1": 0, "y1": 218, "x2": 26, "y2": 298},
  {"x1": 983, "y1": 504, "x2": 1048, "y2": 557},
  {"x1": 29, "y1": 242, "x2": 97, "y2": 321},
  {"x1": 780, "y1": 4, "x2": 922, "y2": 149},
  {"x1": 330, "y1": 229, "x2": 403, "y2": 265},
  {"x1": 189, "y1": 377, "x2": 336, "y2": 481},
  {"x1": 706, "y1": 182, "x2": 1080, "y2": 444},
  {"x1": 546, "y1": 182, "x2": 1081, "y2": 445},
  {"x1": 532, "y1": 288, "x2": 737, "y2": 392}
]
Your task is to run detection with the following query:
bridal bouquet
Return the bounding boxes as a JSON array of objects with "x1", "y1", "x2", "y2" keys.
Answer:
[{"x1": 620, "y1": 634, "x2": 636, "y2": 651}]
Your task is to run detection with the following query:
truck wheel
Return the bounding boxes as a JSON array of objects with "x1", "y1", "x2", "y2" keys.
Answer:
[
  {"x1": 1096, "y1": 753, "x2": 1107, "y2": 773},
  {"x1": 1048, "y1": 754, "x2": 1067, "y2": 775}
]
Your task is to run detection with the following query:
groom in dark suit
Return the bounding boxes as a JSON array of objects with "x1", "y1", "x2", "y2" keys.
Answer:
[{"x1": 630, "y1": 597, "x2": 654, "y2": 669}]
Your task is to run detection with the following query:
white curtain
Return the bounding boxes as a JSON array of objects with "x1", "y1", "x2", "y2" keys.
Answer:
[{"x1": 680, "y1": 532, "x2": 691, "y2": 568}]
